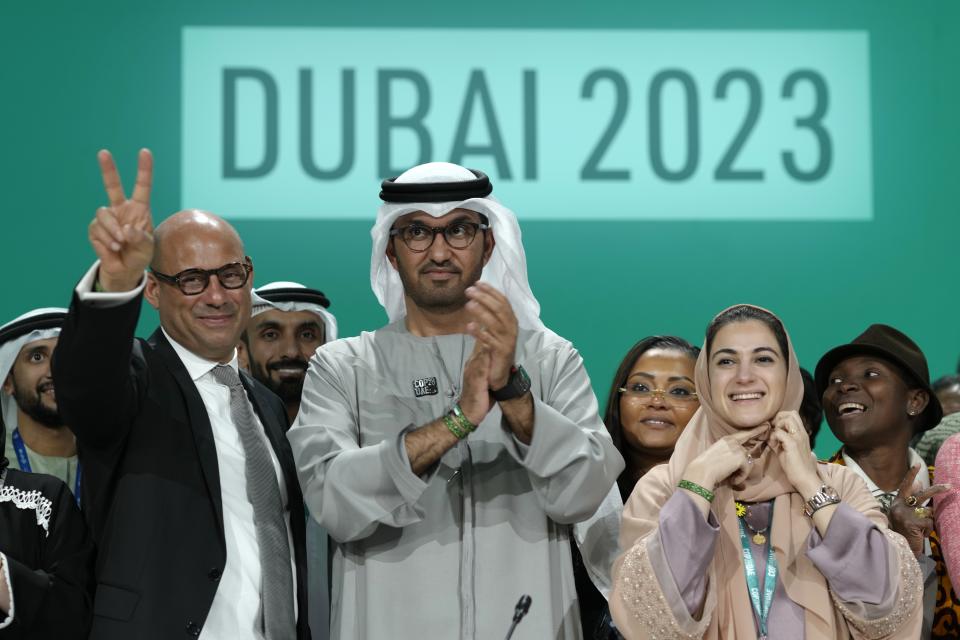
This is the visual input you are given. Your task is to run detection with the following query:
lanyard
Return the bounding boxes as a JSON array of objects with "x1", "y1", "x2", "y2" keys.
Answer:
[
  {"x1": 737, "y1": 505, "x2": 777, "y2": 639},
  {"x1": 11, "y1": 428, "x2": 82, "y2": 507}
]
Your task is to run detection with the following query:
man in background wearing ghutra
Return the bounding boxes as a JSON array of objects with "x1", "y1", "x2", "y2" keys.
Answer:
[
  {"x1": 288, "y1": 162, "x2": 624, "y2": 639},
  {"x1": 0, "y1": 308, "x2": 80, "y2": 498},
  {"x1": 242, "y1": 281, "x2": 337, "y2": 640},
  {"x1": 242, "y1": 282, "x2": 337, "y2": 424}
]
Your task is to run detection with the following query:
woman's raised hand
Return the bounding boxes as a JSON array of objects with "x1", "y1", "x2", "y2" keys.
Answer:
[
  {"x1": 683, "y1": 427, "x2": 765, "y2": 495},
  {"x1": 769, "y1": 411, "x2": 822, "y2": 498},
  {"x1": 888, "y1": 465, "x2": 950, "y2": 557}
]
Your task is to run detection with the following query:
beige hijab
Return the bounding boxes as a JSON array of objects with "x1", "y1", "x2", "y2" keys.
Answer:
[{"x1": 618, "y1": 305, "x2": 891, "y2": 638}]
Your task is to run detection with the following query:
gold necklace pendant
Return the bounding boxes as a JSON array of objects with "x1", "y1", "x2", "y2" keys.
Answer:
[{"x1": 752, "y1": 532, "x2": 767, "y2": 545}]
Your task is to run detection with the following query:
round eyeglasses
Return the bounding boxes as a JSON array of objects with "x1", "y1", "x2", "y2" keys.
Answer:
[
  {"x1": 389, "y1": 221, "x2": 490, "y2": 252},
  {"x1": 618, "y1": 384, "x2": 699, "y2": 404},
  {"x1": 151, "y1": 261, "x2": 252, "y2": 296}
]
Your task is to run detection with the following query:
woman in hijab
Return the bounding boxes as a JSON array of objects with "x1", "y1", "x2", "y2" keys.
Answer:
[
  {"x1": 0, "y1": 414, "x2": 93, "y2": 638},
  {"x1": 610, "y1": 305, "x2": 923, "y2": 639}
]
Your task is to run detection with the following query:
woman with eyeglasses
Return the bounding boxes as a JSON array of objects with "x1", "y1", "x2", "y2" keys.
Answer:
[
  {"x1": 604, "y1": 336, "x2": 701, "y2": 501},
  {"x1": 575, "y1": 336, "x2": 700, "y2": 639},
  {"x1": 610, "y1": 305, "x2": 923, "y2": 639},
  {"x1": 817, "y1": 324, "x2": 958, "y2": 637}
]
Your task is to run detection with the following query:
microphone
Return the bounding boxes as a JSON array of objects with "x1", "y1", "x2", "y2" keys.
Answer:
[{"x1": 504, "y1": 594, "x2": 532, "y2": 640}]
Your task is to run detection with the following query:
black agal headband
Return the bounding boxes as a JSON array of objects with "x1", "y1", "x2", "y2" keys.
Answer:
[
  {"x1": 256, "y1": 287, "x2": 330, "y2": 309},
  {"x1": 0, "y1": 311, "x2": 66, "y2": 345},
  {"x1": 379, "y1": 169, "x2": 493, "y2": 203}
]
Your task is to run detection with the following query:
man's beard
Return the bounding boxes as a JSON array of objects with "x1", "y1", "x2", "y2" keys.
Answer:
[
  {"x1": 398, "y1": 258, "x2": 484, "y2": 312},
  {"x1": 14, "y1": 381, "x2": 63, "y2": 429},
  {"x1": 251, "y1": 357, "x2": 308, "y2": 405}
]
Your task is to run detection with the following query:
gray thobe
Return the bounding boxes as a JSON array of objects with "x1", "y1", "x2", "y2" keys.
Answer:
[{"x1": 288, "y1": 321, "x2": 624, "y2": 640}]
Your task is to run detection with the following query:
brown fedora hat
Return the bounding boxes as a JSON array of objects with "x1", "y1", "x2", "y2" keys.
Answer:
[{"x1": 815, "y1": 324, "x2": 943, "y2": 432}]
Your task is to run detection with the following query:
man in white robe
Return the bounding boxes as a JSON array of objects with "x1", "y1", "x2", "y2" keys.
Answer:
[
  {"x1": 288, "y1": 162, "x2": 623, "y2": 640},
  {"x1": 0, "y1": 308, "x2": 80, "y2": 495}
]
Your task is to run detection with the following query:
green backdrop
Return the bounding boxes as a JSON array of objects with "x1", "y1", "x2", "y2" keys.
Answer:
[{"x1": 2, "y1": 1, "x2": 958, "y2": 457}]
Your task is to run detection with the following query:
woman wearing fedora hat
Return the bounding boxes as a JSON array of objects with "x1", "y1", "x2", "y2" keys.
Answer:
[
  {"x1": 611, "y1": 306, "x2": 923, "y2": 639},
  {"x1": 817, "y1": 323, "x2": 959, "y2": 638}
]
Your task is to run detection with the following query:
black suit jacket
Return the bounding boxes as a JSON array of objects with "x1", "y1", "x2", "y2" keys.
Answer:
[
  {"x1": 52, "y1": 292, "x2": 310, "y2": 640},
  {"x1": 0, "y1": 468, "x2": 94, "y2": 639}
]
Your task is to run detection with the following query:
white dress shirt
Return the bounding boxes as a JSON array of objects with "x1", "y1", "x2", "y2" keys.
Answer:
[{"x1": 76, "y1": 262, "x2": 298, "y2": 639}]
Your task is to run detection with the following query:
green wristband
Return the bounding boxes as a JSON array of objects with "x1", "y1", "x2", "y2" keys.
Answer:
[
  {"x1": 451, "y1": 404, "x2": 476, "y2": 433},
  {"x1": 678, "y1": 479, "x2": 715, "y2": 503},
  {"x1": 443, "y1": 414, "x2": 467, "y2": 440}
]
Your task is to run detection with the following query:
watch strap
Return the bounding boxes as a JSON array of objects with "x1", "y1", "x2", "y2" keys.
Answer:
[{"x1": 491, "y1": 365, "x2": 531, "y2": 401}]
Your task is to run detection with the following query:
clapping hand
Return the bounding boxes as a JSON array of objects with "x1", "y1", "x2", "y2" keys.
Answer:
[
  {"x1": 464, "y1": 283, "x2": 518, "y2": 392},
  {"x1": 458, "y1": 342, "x2": 493, "y2": 427}
]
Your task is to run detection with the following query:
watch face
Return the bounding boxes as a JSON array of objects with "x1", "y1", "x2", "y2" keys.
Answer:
[
  {"x1": 804, "y1": 486, "x2": 840, "y2": 517},
  {"x1": 517, "y1": 365, "x2": 531, "y2": 387}
]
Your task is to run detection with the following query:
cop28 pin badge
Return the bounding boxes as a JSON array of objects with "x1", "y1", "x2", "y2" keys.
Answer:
[{"x1": 413, "y1": 377, "x2": 439, "y2": 398}]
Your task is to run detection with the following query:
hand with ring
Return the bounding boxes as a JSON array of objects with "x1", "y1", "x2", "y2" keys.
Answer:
[
  {"x1": 888, "y1": 464, "x2": 951, "y2": 557},
  {"x1": 769, "y1": 411, "x2": 822, "y2": 498}
]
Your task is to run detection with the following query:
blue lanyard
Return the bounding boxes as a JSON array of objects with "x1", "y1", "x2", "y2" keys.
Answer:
[
  {"x1": 11, "y1": 428, "x2": 82, "y2": 507},
  {"x1": 737, "y1": 505, "x2": 777, "y2": 639}
]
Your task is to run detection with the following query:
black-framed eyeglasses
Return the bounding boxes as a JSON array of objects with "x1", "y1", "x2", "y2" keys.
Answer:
[
  {"x1": 151, "y1": 260, "x2": 252, "y2": 296},
  {"x1": 389, "y1": 221, "x2": 490, "y2": 252}
]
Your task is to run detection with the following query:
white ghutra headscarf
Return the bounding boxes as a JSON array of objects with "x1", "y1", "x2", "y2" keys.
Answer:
[
  {"x1": 0, "y1": 308, "x2": 68, "y2": 431},
  {"x1": 370, "y1": 162, "x2": 544, "y2": 331},
  {"x1": 251, "y1": 281, "x2": 338, "y2": 342}
]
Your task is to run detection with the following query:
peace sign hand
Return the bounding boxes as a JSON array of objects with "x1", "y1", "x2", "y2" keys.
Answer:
[
  {"x1": 88, "y1": 149, "x2": 155, "y2": 291},
  {"x1": 888, "y1": 464, "x2": 951, "y2": 557}
]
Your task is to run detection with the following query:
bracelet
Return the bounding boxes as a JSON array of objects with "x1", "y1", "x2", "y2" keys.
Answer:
[
  {"x1": 678, "y1": 479, "x2": 715, "y2": 503},
  {"x1": 451, "y1": 404, "x2": 477, "y2": 433},
  {"x1": 443, "y1": 414, "x2": 468, "y2": 440}
]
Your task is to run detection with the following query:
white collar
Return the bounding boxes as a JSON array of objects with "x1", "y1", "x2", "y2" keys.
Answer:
[
  {"x1": 841, "y1": 447, "x2": 930, "y2": 496},
  {"x1": 161, "y1": 328, "x2": 238, "y2": 382}
]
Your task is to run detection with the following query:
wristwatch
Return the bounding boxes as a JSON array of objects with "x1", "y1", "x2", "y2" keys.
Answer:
[
  {"x1": 803, "y1": 485, "x2": 841, "y2": 517},
  {"x1": 492, "y1": 365, "x2": 531, "y2": 401}
]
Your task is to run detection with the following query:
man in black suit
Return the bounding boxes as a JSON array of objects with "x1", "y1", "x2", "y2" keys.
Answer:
[{"x1": 52, "y1": 149, "x2": 310, "y2": 639}]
